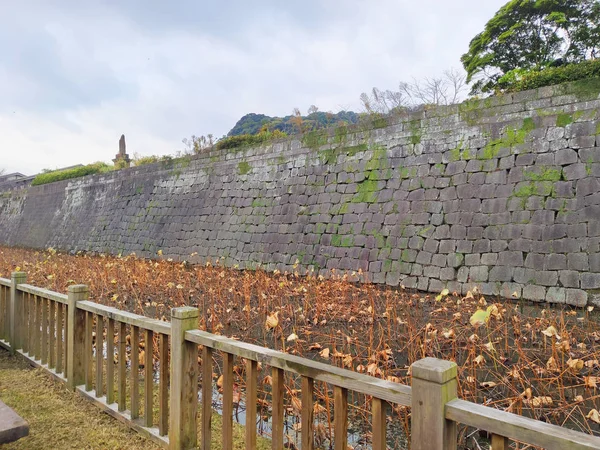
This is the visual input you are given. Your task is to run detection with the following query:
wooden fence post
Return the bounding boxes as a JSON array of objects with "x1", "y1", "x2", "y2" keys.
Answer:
[
  {"x1": 411, "y1": 357, "x2": 458, "y2": 450},
  {"x1": 169, "y1": 307, "x2": 199, "y2": 450},
  {"x1": 66, "y1": 284, "x2": 88, "y2": 390},
  {"x1": 10, "y1": 272, "x2": 26, "y2": 354}
]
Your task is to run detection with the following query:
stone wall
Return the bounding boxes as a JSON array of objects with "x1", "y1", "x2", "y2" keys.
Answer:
[{"x1": 1, "y1": 80, "x2": 600, "y2": 306}]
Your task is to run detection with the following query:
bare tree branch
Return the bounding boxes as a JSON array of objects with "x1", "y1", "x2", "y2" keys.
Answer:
[{"x1": 360, "y1": 68, "x2": 468, "y2": 114}]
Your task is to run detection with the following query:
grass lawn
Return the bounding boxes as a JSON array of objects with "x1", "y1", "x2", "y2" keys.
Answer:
[
  {"x1": 0, "y1": 349, "x2": 159, "y2": 449},
  {"x1": 0, "y1": 350, "x2": 269, "y2": 449}
]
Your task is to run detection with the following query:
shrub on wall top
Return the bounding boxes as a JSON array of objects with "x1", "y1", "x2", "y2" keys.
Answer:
[
  {"x1": 497, "y1": 59, "x2": 600, "y2": 93},
  {"x1": 216, "y1": 129, "x2": 287, "y2": 151},
  {"x1": 31, "y1": 162, "x2": 112, "y2": 186},
  {"x1": 133, "y1": 155, "x2": 162, "y2": 166}
]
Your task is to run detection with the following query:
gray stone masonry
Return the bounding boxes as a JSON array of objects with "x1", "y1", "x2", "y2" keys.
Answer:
[{"x1": 0, "y1": 80, "x2": 599, "y2": 307}]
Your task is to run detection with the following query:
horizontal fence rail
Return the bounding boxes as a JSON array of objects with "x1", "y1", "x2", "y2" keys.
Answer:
[
  {"x1": 1, "y1": 272, "x2": 600, "y2": 450},
  {"x1": 446, "y1": 399, "x2": 600, "y2": 450},
  {"x1": 185, "y1": 329, "x2": 413, "y2": 406}
]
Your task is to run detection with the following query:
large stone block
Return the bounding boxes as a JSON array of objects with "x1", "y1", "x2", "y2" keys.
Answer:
[
  {"x1": 469, "y1": 266, "x2": 489, "y2": 282},
  {"x1": 559, "y1": 270, "x2": 580, "y2": 288},
  {"x1": 523, "y1": 285, "x2": 546, "y2": 301},
  {"x1": 489, "y1": 266, "x2": 514, "y2": 282},
  {"x1": 546, "y1": 287, "x2": 566, "y2": 304},
  {"x1": 565, "y1": 289, "x2": 588, "y2": 307},
  {"x1": 581, "y1": 273, "x2": 600, "y2": 289}
]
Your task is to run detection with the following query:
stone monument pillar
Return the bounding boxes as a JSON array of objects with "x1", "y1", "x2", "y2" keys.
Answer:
[{"x1": 113, "y1": 134, "x2": 132, "y2": 168}]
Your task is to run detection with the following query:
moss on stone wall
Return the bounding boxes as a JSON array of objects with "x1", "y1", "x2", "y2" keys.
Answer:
[
  {"x1": 479, "y1": 118, "x2": 536, "y2": 160},
  {"x1": 556, "y1": 113, "x2": 574, "y2": 128},
  {"x1": 238, "y1": 161, "x2": 251, "y2": 175}
]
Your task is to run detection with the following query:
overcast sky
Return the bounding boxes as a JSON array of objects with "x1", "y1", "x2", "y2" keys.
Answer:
[{"x1": 1, "y1": 0, "x2": 507, "y2": 175}]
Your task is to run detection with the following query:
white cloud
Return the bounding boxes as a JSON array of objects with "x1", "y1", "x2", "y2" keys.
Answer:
[{"x1": 0, "y1": 0, "x2": 507, "y2": 175}]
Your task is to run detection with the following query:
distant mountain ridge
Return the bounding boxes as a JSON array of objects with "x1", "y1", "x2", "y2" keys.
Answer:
[{"x1": 227, "y1": 111, "x2": 360, "y2": 136}]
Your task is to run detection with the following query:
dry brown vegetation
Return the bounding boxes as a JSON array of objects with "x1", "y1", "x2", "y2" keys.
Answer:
[{"x1": 1, "y1": 246, "x2": 600, "y2": 448}]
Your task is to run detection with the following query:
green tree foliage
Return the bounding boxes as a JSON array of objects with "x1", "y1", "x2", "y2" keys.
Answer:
[
  {"x1": 227, "y1": 110, "x2": 359, "y2": 137},
  {"x1": 462, "y1": 0, "x2": 600, "y2": 93}
]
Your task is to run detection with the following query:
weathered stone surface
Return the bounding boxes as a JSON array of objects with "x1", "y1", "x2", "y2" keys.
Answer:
[
  {"x1": 565, "y1": 289, "x2": 588, "y2": 307},
  {"x1": 581, "y1": 273, "x2": 600, "y2": 289},
  {"x1": 523, "y1": 285, "x2": 547, "y2": 302},
  {"x1": 546, "y1": 287, "x2": 566, "y2": 304}
]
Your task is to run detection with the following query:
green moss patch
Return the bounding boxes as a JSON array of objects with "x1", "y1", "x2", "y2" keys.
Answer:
[
  {"x1": 524, "y1": 166, "x2": 562, "y2": 182},
  {"x1": 449, "y1": 139, "x2": 470, "y2": 161},
  {"x1": 238, "y1": 161, "x2": 251, "y2": 175},
  {"x1": 479, "y1": 118, "x2": 535, "y2": 160},
  {"x1": 302, "y1": 130, "x2": 328, "y2": 149},
  {"x1": 365, "y1": 145, "x2": 389, "y2": 171},
  {"x1": 556, "y1": 113, "x2": 574, "y2": 128},
  {"x1": 318, "y1": 143, "x2": 368, "y2": 165},
  {"x1": 331, "y1": 235, "x2": 354, "y2": 247},
  {"x1": 514, "y1": 181, "x2": 553, "y2": 197},
  {"x1": 409, "y1": 120, "x2": 422, "y2": 145}
]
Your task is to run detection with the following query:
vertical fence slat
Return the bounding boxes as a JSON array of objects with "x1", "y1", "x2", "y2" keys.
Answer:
[
  {"x1": 56, "y1": 302, "x2": 63, "y2": 374},
  {"x1": 302, "y1": 376, "x2": 314, "y2": 450},
  {"x1": 245, "y1": 359, "x2": 258, "y2": 450},
  {"x1": 49, "y1": 300, "x2": 55, "y2": 369},
  {"x1": 1, "y1": 286, "x2": 6, "y2": 341},
  {"x1": 371, "y1": 397, "x2": 386, "y2": 450},
  {"x1": 271, "y1": 367, "x2": 284, "y2": 450},
  {"x1": 85, "y1": 311, "x2": 94, "y2": 391},
  {"x1": 2, "y1": 286, "x2": 6, "y2": 341},
  {"x1": 106, "y1": 318, "x2": 115, "y2": 404},
  {"x1": 21, "y1": 292, "x2": 28, "y2": 354},
  {"x1": 131, "y1": 325, "x2": 140, "y2": 419},
  {"x1": 334, "y1": 386, "x2": 348, "y2": 450},
  {"x1": 222, "y1": 352, "x2": 234, "y2": 450},
  {"x1": 10, "y1": 272, "x2": 26, "y2": 353},
  {"x1": 95, "y1": 315, "x2": 104, "y2": 398},
  {"x1": 144, "y1": 329, "x2": 153, "y2": 428},
  {"x1": 28, "y1": 293, "x2": 33, "y2": 355},
  {"x1": 34, "y1": 295, "x2": 41, "y2": 360},
  {"x1": 64, "y1": 300, "x2": 69, "y2": 375},
  {"x1": 4, "y1": 285, "x2": 9, "y2": 341},
  {"x1": 41, "y1": 297, "x2": 48, "y2": 364},
  {"x1": 159, "y1": 333, "x2": 169, "y2": 437},
  {"x1": 0, "y1": 285, "x2": 4, "y2": 341},
  {"x1": 66, "y1": 285, "x2": 88, "y2": 390},
  {"x1": 202, "y1": 346, "x2": 213, "y2": 450},
  {"x1": 169, "y1": 307, "x2": 199, "y2": 450},
  {"x1": 2, "y1": 285, "x2": 7, "y2": 341},
  {"x1": 4, "y1": 284, "x2": 10, "y2": 341},
  {"x1": 491, "y1": 434, "x2": 509, "y2": 450},
  {"x1": 118, "y1": 321, "x2": 127, "y2": 412}
]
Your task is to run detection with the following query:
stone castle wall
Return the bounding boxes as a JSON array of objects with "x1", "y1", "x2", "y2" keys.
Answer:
[{"x1": 1, "y1": 80, "x2": 600, "y2": 306}]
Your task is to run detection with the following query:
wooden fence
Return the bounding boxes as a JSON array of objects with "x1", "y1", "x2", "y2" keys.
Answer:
[{"x1": 0, "y1": 271, "x2": 599, "y2": 450}]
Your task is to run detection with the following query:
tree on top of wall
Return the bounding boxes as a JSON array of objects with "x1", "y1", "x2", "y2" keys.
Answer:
[{"x1": 462, "y1": 0, "x2": 600, "y2": 94}]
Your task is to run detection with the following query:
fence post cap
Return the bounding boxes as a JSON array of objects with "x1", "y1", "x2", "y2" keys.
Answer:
[
  {"x1": 411, "y1": 357, "x2": 457, "y2": 384},
  {"x1": 171, "y1": 306, "x2": 199, "y2": 320},
  {"x1": 10, "y1": 271, "x2": 26, "y2": 280},
  {"x1": 68, "y1": 284, "x2": 89, "y2": 293}
]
